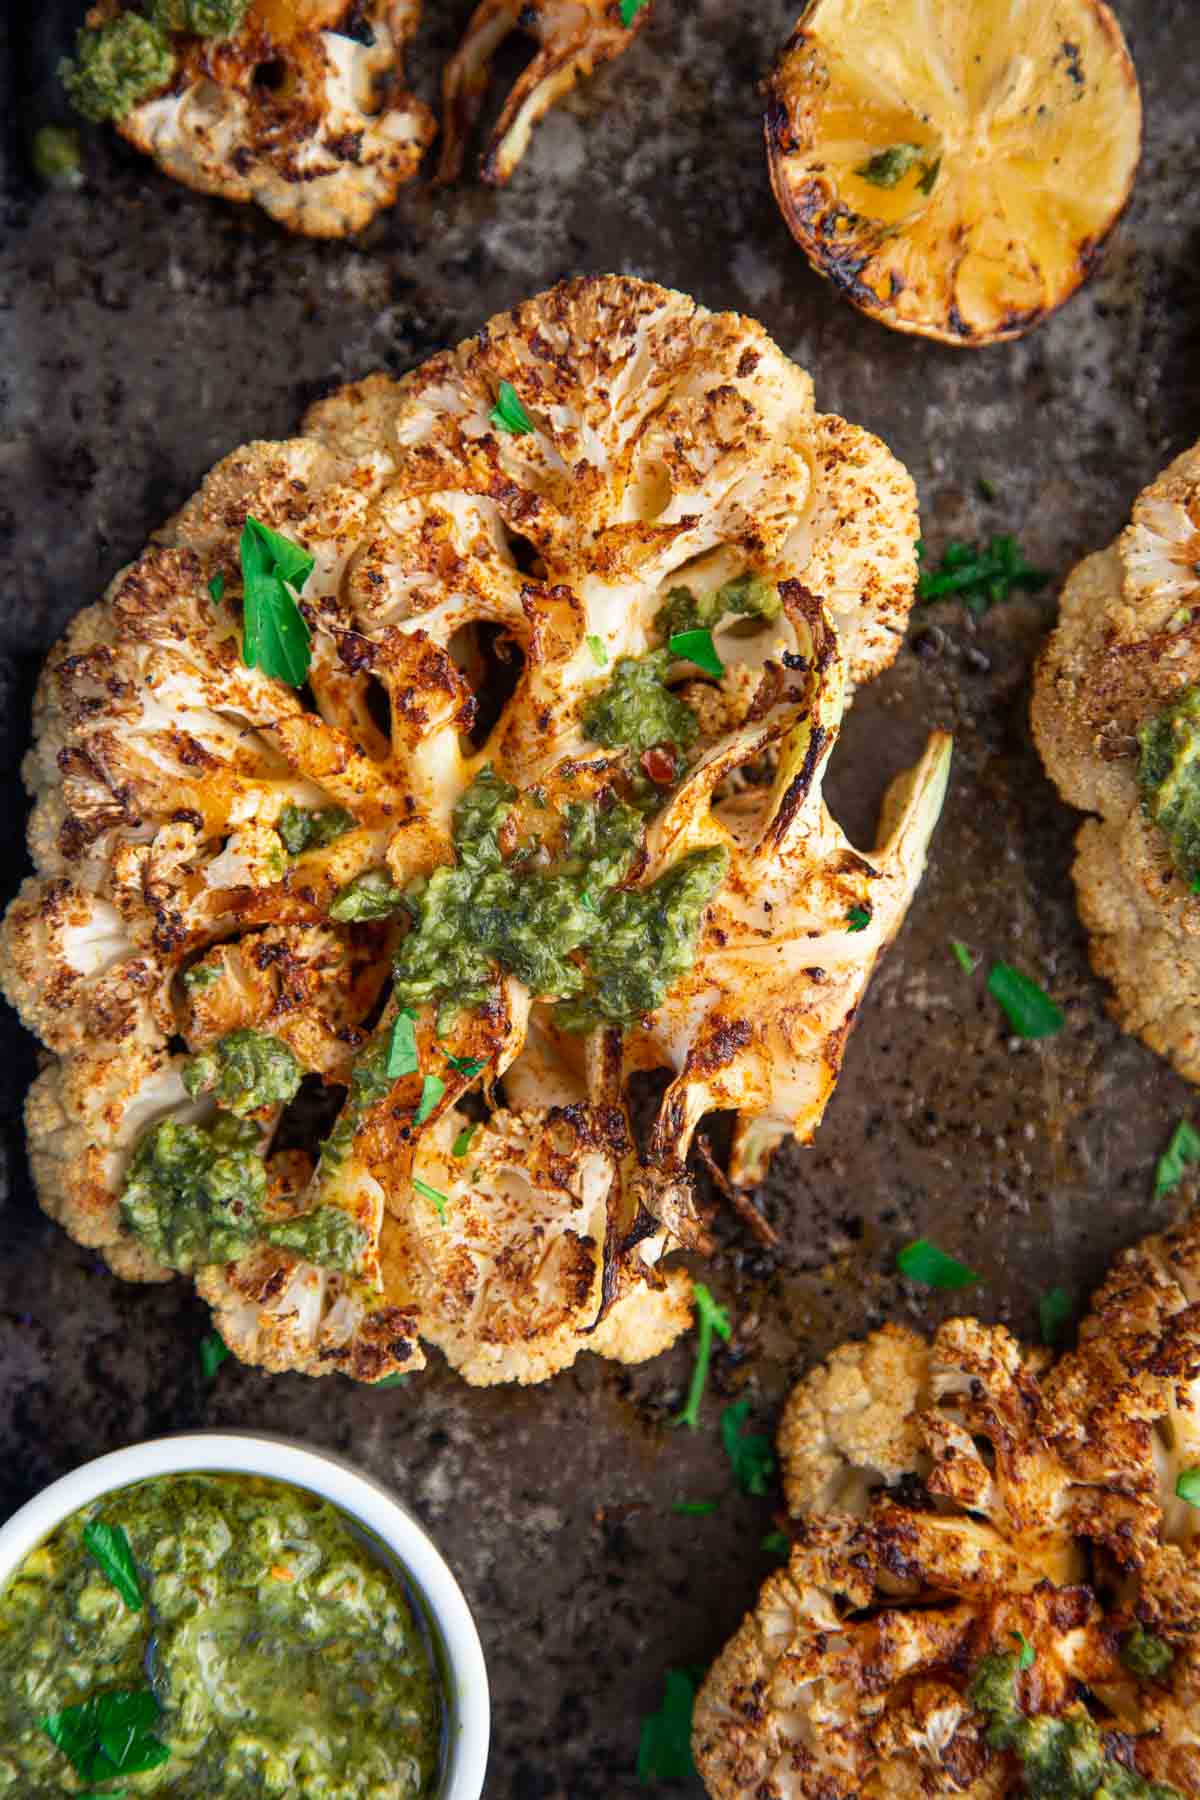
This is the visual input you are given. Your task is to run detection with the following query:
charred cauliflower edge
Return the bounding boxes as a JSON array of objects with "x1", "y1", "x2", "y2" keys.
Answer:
[
  {"x1": 1032, "y1": 440, "x2": 1200, "y2": 1084},
  {"x1": 694, "y1": 1208, "x2": 1200, "y2": 1797},
  {"x1": 1, "y1": 275, "x2": 947, "y2": 1387}
]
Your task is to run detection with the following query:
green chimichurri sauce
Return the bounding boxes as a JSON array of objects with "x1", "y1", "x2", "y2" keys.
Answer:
[
  {"x1": 0, "y1": 1474, "x2": 443, "y2": 1798},
  {"x1": 1138, "y1": 684, "x2": 1200, "y2": 885}
]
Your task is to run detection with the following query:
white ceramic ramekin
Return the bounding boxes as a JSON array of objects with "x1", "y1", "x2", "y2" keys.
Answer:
[{"x1": 0, "y1": 1432, "x2": 489, "y2": 1799}]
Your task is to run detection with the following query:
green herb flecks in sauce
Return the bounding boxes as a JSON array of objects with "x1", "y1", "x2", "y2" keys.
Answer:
[
  {"x1": 1121, "y1": 1625, "x2": 1175, "y2": 1682},
  {"x1": 580, "y1": 649, "x2": 700, "y2": 761},
  {"x1": 654, "y1": 573, "x2": 781, "y2": 639},
  {"x1": 31, "y1": 125, "x2": 84, "y2": 190},
  {"x1": 182, "y1": 1028, "x2": 303, "y2": 1118},
  {"x1": 147, "y1": 0, "x2": 250, "y2": 34},
  {"x1": 855, "y1": 142, "x2": 935, "y2": 187},
  {"x1": 329, "y1": 867, "x2": 409, "y2": 923},
  {"x1": 382, "y1": 769, "x2": 725, "y2": 1032},
  {"x1": 0, "y1": 1473, "x2": 441, "y2": 1798},
  {"x1": 276, "y1": 803, "x2": 354, "y2": 857},
  {"x1": 968, "y1": 1649, "x2": 1181, "y2": 1798},
  {"x1": 318, "y1": 1033, "x2": 393, "y2": 1175},
  {"x1": 60, "y1": 15, "x2": 175, "y2": 123},
  {"x1": 1139, "y1": 686, "x2": 1200, "y2": 886}
]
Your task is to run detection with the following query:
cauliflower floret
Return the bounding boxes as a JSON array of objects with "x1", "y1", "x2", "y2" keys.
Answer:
[
  {"x1": 695, "y1": 1207, "x2": 1200, "y2": 1798},
  {"x1": 2, "y1": 277, "x2": 939, "y2": 1384},
  {"x1": 84, "y1": 0, "x2": 435, "y2": 237},
  {"x1": 1032, "y1": 440, "x2": 1200, "y2": 1083},
  {"x1": 438, "y1": 0, "x2": 652, "y2": 186}
]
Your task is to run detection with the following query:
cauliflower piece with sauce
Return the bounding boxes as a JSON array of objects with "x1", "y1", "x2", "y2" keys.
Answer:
[
  {"x1": 66, "y1": 0, "x2": 434, "y2": 237},
  {"x1": 1032, "y1": 440, "x2": 1200, "y2": 1083},
  {"x1": 2, "y1": 277, "x2": 942, "y2": 1384},
  {"x1": 693, "y1": 1209, "x2": 1200, "y2": 1799}
]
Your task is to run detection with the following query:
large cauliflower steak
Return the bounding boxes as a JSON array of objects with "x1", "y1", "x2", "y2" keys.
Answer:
[
  {"x1": 2, "y1": 276, "x2": 944, "y2": 1386},
  {"x1": 693, "y1": 1209, "x2": 1200, "y2": 1798},
  {"x1": 84, "y1": 0, "x2": 434, "y2": 237},
  {"x1": 1032, "y1": 440, "x2": 1200, "y2": 1082}
]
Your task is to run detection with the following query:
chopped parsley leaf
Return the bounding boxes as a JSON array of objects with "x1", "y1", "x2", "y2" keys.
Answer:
[
  {"x1": 1154, "y1": 1119, "x2": 1200, "y2": 1199},
  {"x1": 950, "y1": 938, "x2": 977, "y2": 974},
  {"x1": 373, "y1": 1372, "x2": 409, "y2": 1389},
  {"x1": 760, "y1": 1529, "x2": 790, "y2": 1557},
  {"x1": 897, "y1": 1237, "x2": 978, "y2": 1289},
  {"x1": 489, "y1": 380, "x2": 533, "y2": 436},
  {"x1": 720, "y1": 1399, "x2": 775, "y2": 1496},
  {"x1": 619, "y1": 0, "x2": 649, "y2": 22},
  {"x1": 81, "y1": 1521, "x2": 143, "y2": 1612},
  {"x1": 668, "y1": 627, "x2": 725, "y2": 679},
  {"x1": 586, "y1": 633, "x2": 608, "y2": 667},
  {"x1": 1038, "y1": 1286, "x2": 1074, "y2": 1347},
  {"x1": 986, "y1": 961, "x2": 1063, "y2": 1039},
  {"x1": 443, "y1": 1052, "x2": 486, "y2": 1079},
  {"x1": 671, "y1": 1281, "x2": 732, "y2": 1432},
  {"x1": 1012, "y1": 1631, "x2": 1036, "y2": 1671},
  {"x1": 671, "y1": 1498, "x2": 719, "y2": 1517},
  {"x1": 412, "y1": 1177, "x2": 448, "y2": 1222},
  {"x1": 451, "y1": 1123, "x2": 478, "y2": 1157},
  {"x1": 199, "y1": 1330, "x2": 230, "y2": 1381},
  {"x1": 1176, "y1": 1468, "x2": 1200, "y2": 1507},
  {"x1": 414, "y1": 1073, "x2": 445, "y2": 1126},
  {"x1": 208, "y1": 571, "x2": 225, "y2": 603},
  {"x1": 636, "y1": 1669, "x2": 697, "y2": 1785},
  {"x1": 239, "y1": 516, "x2": 314, "y2": 687},
  {"x1": 387, "y1": 1010, "x2": 419, "y2": 1080},
  {"x1": 846, "y1": 904, "x2": 871, "y2": 932},
  {"x1": 41, "y1": 1689, "x2": 169, "y2": 1783},
  {"x1": 917, "y1": 534, "x2": 1050, "y2": 617}
]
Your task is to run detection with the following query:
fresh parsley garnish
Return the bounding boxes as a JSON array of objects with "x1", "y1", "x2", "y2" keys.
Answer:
[
  {"x1": 950, "y1": 938, "x2": 977, "y2": 974},
  {"x1": 845, "y1": 904, "x2": 870, "y2": 932},
  {"x1": 1154, "y1": 1120, "x2": 1200, "y2": 1199},
  {"x1": 671, "y1": 1281, "x2": 732, "y2": 1431},
  {"x1": 412, "y1": 1176, "x2": 448, "y2": 1222},
  {"x1": 81, "y1": 1520, "x2": 143, "y2": 1611},
  {"x1": 986, "y1": 962, "x2": 1064, "y2": 1039},
  {"x1": 387, "y1": 1009, "x2": 420, "y2": 1079},
  {"x1": 1175, "y1": 1467, "x2": 1200, "y2": 1507},
  {"x1": 760, "y1": 1529, "x2": 790, "y2": 1557},
  {"x1": 855, "y1": 142, "x2": 937, "y2": 189},
  {"x1": 207, "y1": 571, "x2": 225, "y2": 603},
  {"x1": 586, "y1": 634, "x2": 608, "y2": 667},
  {"x1": 896, "y1": 1237, "x2": 978, "y2": 1289},
  {"x1": 619, "y1": 0, "x2": 649, "y2": 23},
  {"x1": 489, "y1": 379, "x2": 533, "y2": 436},
  {"x1": 415, "y1": 1073, "x2": 445, "y2": 1126},
  {"x1": 443, "y1": 1052, "x2": 486, "y2": 1079},
  {"x1": 199, "y1": 1330, "x2": 229, "y2": 1381},
  {"x1": 977, "y1": 476, "x2": 997, "y2": 503},
  {"x1": 451, "y1": 1123, "x2": 478, "y2": 1157},
  {"x1": 40, "y1": 1689, "x2": 169, "y2": 1784},
  {"x1": 239, "y1": 516, "x2": 314, "y2": 687},
  {"x1": 373, "y1": 1372, "x2": 409, "y2": 1388},
  {"x1": 636, "y1": 1668, "x2": 697, "y2": 1784},
  {"x1": 1012, "y1": 1631, "x2": 1036, "y2": 1670},
  {"x1": 671, "y1": 1498, "x2": 719, "y2": 1516},
  {"x1": 720, "y1": 1398, "x2": 775, "y2": 1496},
  {"x1": 668, "y1": 627, "x2": 725, "y2": 679},
  {"x1": 917, "y1": 534, "x2": 1050, "y2": 616},
  {"x1": 1038, "y1": 1286, "x2": 1074, "y2": 1347}
]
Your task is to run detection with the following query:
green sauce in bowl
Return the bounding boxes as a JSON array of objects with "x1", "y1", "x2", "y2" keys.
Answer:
[{"x1": 0, "y1": 1472, "x2": 442, "y2": 1796}]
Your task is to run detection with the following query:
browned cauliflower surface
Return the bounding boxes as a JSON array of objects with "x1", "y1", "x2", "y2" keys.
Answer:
[
  {"x1": 693, "y1": 1209, "x2": 1200, "y2": 1798},
  {"x1": 77, "y1": 0, "x2": 434, "y2": 237},
  {"x1": 1032, "y1": 441, "x2": 1200, "y2": 1083},
  {"x1": 437, "y1": 0, "x2": 652, "y2": 186},
  {"x1": 1, "y1": 276, "x2": 946, "y2": 1385}
]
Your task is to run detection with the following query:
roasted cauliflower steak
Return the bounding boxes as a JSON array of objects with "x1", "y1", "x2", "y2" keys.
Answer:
[
  {"x1": 75, "y1": 0, "x2": 434, "y2": 236},
  {"x1": 2, "y1": 276, "x2": 946, "y2": 1385},
  {"x1": 1032, "y1": 440, "x2": 1200, "y2": 1083},
  {"x1": 693, "y1": 1208, "x2": 1200, "y2": 1799}
]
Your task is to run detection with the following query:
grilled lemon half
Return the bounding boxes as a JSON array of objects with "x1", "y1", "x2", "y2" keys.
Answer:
[{"x1": 765, "y1": 0, "x2": 1142, "y2": 345}]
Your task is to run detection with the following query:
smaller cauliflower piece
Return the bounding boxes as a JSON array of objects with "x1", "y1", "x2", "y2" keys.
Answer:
[
  {"x1": 1032, "y1": 440, "x2": 1200, "y2": 1083},
  {"x1": 693, "y1": 1206, "x2": 1200, "y2": 1799},
  {"x1": 438, "y1": 0, "x2": 652, "y2": 186},
  {"x1": 67, "y1": 0, "x2": 434, "y2": 236}
]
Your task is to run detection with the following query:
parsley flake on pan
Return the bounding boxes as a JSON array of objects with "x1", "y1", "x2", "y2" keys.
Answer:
[
  {"x1": 986, "y1": 961, "x2": 1064, "y2": 1038},
  {"x1": 672, "y1": 1282, "x2": 732, "y2": 1432},
  {"x1": 896, "y1": 1237, "x2": 978, "y2": 1289},
  {"x1": 917, "y1": 534, "x2": 1050, "y2": 615}
]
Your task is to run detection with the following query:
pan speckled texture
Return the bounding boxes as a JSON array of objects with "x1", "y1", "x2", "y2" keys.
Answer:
[{"x1": 0, "y1": 2, "x2": 1198, "y2": 1794}]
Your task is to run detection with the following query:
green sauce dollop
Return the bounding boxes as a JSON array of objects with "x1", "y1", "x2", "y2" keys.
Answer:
[
  {"x1": 0, "y1": 1473, "x2": 442, "y2": 1797},
  {"x1": 1138, "y1": 685, "x2": 1200, "y2": 885}
]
